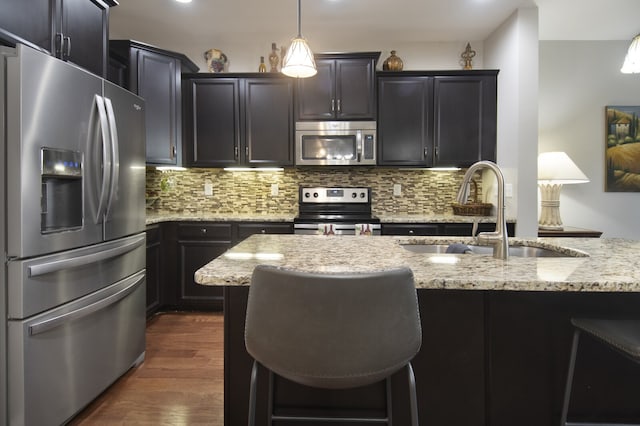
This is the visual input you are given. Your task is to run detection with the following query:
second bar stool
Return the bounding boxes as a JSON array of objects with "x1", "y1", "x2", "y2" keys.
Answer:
[
  {"x1": 244, "y1": 265, "x2": 422, "y2": 425},
  {"x1": 560, "y1": 317, "x2": 640, "y2": 426}
]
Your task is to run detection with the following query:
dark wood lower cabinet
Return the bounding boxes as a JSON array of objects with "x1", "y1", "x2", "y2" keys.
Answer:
[
  {"x1": 145, "y1": 225, "x2": 163, "y2": 316},
  {"x1": 223, "y1": 287, "x2": 640, "y2": 426}
]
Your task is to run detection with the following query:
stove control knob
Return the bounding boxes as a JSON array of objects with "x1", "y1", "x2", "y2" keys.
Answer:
[
  {"x1": 304, "y1": 192, "x2": 311, "y2": 198},
  {"x1": 313, "y1": 192, "x2": 319, "y2": 198},
  {"x1": 351, "y1": 192, "x2": 357, "y2": 198},
  {"x1": 360, "y1": 192, "x2": 366, "y2": 198}
]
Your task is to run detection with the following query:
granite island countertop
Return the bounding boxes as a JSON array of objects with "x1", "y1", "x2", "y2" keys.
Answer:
[{"x1": 195, "y1": 234, "x2": 640, "y2": 292}]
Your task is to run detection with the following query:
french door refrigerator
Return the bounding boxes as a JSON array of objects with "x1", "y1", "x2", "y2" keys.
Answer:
[{"x1": 1, "y1": 44, "x2": 147, "y2": 426}]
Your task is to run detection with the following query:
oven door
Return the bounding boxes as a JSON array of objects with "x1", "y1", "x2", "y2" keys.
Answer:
[{"x1": 294, "y1": 223, "x2": 381, "y2": 235}]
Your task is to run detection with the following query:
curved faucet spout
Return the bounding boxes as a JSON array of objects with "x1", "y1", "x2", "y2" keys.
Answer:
[{"x1": 457, "y1": 161, "x2": 509, "y2": 259}]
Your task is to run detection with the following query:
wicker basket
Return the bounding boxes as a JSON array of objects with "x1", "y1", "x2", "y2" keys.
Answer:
[{"x1": 452, "y1": 178, "x2": 493, "y2": 216}]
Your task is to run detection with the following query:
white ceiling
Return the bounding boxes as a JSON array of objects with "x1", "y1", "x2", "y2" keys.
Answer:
[{"x1": 110, "y1": 0, "x2": 640, "y2": 48}]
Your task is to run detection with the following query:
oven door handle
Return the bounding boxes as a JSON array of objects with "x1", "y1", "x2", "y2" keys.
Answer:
[
  {"x1": 28, "y1": 271, "x2": 144, "y2": 336},
  {"x1": 28, "y1": 234, "x2": 145, "y2": 277}
]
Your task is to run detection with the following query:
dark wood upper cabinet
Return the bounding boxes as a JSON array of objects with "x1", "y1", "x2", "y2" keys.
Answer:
[
  {"x1": 377, "y1": 70, "x2": 498, "y2": 167},
  {"x1": 0, "y1": 0, "x2": 113, "y2": 77},
  {"x1": 296, "y1": 52, "x2": 379, "y2": 121},
  {"x1": 183, "y1": 74, "x2": 294, "y2": 168},
  {"x1": 108, "y1": 40, "x2": 199, "y2": 165},
  {"x1": 377, "y1": 76, "x2": 433, "y2": 166}
]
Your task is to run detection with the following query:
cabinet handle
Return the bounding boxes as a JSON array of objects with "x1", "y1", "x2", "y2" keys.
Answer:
[
  {"x1": 234, "y1": 146, "x2": 239, "y2": 159},
  {"x1": 245, "y1": 146, "x2": 249, "y2": 157},
  {"x1": 63, "y1": 36, "x2": 71, "y2": 61},
  {"x1": 337, "y1": 99, "x2": 341, "y2": 112},
  {"x1": 331, "y1": 99, "x2": 335, "y2": 112},
  {"x1": 435, "y1": 146, "x2": 439, "y2": 158},
  {"x1": 424, "y1": 147, "x2": 428, "y2": 159},
  {"x1": 170, "y1": 145, "x2": 176, "y2": 159}
]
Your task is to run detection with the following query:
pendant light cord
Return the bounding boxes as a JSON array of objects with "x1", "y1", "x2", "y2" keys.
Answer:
[{"x1": 297, "y1": 0, "x2": 302, "y2": 38}]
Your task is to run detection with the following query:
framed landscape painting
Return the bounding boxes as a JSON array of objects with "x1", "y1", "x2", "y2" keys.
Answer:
[{"x1": 605, "y1": 105, "x2": 640, "y2": 192}]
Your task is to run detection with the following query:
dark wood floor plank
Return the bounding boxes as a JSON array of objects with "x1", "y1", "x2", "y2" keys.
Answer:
[{"x1": 68, "y1": 312, "x2": 224, "y2": 425}]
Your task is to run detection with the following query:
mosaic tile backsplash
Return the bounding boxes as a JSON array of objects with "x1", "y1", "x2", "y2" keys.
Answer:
[{"x1": 145, "y1": 167, "x2": 475, "y2": 216}]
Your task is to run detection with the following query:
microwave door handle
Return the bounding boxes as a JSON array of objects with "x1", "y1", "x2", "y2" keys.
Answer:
[
  {"x1": 356, "y1": 131, "x2": 362, "y2": 163},
  {"x1": 94, "y1": 95, "x2": 112, "y2": 223},
  {"x1": 103, "y1": 97, "x2": 119, "y2": 218}
]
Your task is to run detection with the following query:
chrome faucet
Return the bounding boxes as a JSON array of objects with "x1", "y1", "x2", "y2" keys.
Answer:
[{"x1": 456, "y1": 161, "x2": 509, "y2": 259}]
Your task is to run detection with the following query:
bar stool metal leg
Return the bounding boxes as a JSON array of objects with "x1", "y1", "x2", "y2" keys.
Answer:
[
  {"x1": 407, "y1": 363, "x2": 419, "y2": 426},
  {"x1": 560, "y1": 328, "x2": 581, "y2": 426},
  {"x1": 249, "y1": 360, "x2": 259, "y2": 426}
]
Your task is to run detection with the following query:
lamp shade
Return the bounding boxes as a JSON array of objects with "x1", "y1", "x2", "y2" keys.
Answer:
[
  {"x1": 621, "y1": 34, "x2": 640, "y2": 74},
  {"x1": 281, "y1": 37, "x2": 317, "y2": 78},
  {"x1": 538, "y1": 152, "x2": 589, "y2": 184}
]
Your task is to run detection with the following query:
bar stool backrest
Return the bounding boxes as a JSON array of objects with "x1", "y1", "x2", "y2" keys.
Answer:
[{"x1": 245, "y1": 265, "x2": 422, "y2": 390}]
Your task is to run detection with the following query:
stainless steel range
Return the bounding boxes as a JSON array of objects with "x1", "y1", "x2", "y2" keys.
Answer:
[{"x1": 294, "y1": 186, "x2": 381, "y2": 235}]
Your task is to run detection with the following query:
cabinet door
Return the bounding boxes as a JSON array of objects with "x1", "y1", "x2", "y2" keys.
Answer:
[
  {"x1": 177, "y1": 223, "x2": 233, "y2": 310},
  {"x1": 335, "y1": 58, "x2": 376, "y2": 120},
  {"x1": 433, "y1": 75, "x2": 497, "y2": 167},
  {"x1": 137, "y1": 49, "x2": 181, "y2": 165},
  {"x1": 377, "y1": 77, "x2": 433, "y2": 166},
  {"x1": 185, "y1": 79, "x2": 241, "y2": 167},
  {"x1": 59, "y1": 0, "x2": 109, "y2": 77},
  {"x1": 244, "y1": 79, "x2": 294, "y2": 166},
  {"x1": 145, "y1": 225, "x2": 162, "y2": 316},
  {"x1": 0, "y1": 0, "x2": 53, "y2": 53},
  {"x1": 296, "y1": 59, "x2": 335, "y2": 120}
]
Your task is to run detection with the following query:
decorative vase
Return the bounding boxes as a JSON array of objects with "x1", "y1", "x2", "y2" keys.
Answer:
[
  {"x1": 383, "y1": 50, "x2": 403, "y2": 71},
  {"x1": 258, "y1": 56, "x2": 267, "y2": 73},
  {"x1": 268, "y1": 42, "x2": 279, "y2": 72}
]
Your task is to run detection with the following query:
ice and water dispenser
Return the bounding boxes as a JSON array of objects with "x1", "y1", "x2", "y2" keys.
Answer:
[{"x1": 40, "y1": 148, "x2": 83, "y2": 233}]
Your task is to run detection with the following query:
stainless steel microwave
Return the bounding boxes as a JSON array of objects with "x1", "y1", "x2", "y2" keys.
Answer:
[{"x1": 295, "y1": 121, "x2": 377, "y2": 166}]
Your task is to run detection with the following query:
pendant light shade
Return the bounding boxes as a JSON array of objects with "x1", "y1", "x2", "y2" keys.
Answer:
[
  {"x1": 621, "y1": 34, "x2": 640, "y2": 73},
  {"x1": 281, "y1": 0, "x2": 317, "y2": 78}
]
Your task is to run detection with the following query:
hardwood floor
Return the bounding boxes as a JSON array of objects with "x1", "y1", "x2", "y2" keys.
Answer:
[{"x1": 68, "y1": 312, "x2": 224, "y2": 425}]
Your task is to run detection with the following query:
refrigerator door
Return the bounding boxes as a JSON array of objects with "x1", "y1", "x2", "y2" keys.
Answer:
[
  {"x1": 102, "y1": 80, "x2": 146, "y2": 241},
  {"x1": 7, "y1": 271, "x2": 146, "y2": 426},
  {"x1": 7, "y1": 232, "x2": 145, "y2": 319},
  {"x1": 5, "y1": 44, "x2": 105, "y2": 259}
]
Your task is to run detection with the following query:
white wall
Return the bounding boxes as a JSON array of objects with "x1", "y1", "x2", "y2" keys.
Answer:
[
  {"x1": 539, "y1": 41, "x2": 640, "y2": 239},
  {"x1": 484, "y1": 8, "x2": 539, "y2": 237}
]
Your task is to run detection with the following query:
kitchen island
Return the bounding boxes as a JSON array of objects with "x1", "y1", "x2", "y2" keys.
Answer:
[{"x1": 197, "y1": 235, "x2": 640, "y2": 426}]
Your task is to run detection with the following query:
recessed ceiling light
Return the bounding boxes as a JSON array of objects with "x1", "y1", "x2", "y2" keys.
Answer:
[{"x1": 175, "y1": 0, "x2": 192, "y2": 3}]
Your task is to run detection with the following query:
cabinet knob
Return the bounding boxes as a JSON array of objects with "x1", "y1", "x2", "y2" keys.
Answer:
[
  {"x1": 261, "y1": 229, "x2": 266, "y2": 234},
  {"x1": 201, "y1": 228, "x2": 207, "y2": 234},
  {"x1": 409, "y1": 230, "x2": 414, "y2": 234}
]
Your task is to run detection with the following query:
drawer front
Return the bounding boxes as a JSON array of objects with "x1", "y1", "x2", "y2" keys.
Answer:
[
  {"x1": 177, "y1": 223, "x2": 233, "y2": 241},
  {"x1": 237, "y1": 223, "x2": 293, "y2": 241},
  {"x1": 382, "y1": 224, "x2": 439, "y2": 236}
]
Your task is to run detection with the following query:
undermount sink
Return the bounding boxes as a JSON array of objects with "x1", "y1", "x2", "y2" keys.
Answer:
[{"x1": 401, "y1": 243, "x2": 585, "y2": 258}]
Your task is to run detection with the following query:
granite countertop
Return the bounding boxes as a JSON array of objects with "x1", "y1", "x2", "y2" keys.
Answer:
[
  {"x1": 195, "y1": 234, "x2": 640, "y2": 292},
  {"x1": 145, "y1": 211, "x2": 513, "y2": 225},
  {"x1": 145, "y1": 212, "x2": 295, "y2": 225}
]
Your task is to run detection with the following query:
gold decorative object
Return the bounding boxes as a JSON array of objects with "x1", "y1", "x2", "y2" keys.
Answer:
[
  {"x1": 451, "y1": 178, "x2": 492, "y2": 216},
  {"x1": 269, "y1": 42, "x2": 279, "y2": 72},
  {"x1": 258, "y1": 56, "x2": 267, "y2": 73},
  {"x1": 461, "y1": 43, "x2": 476, "y2": 70},
  {"x1": 382, "y1": 50, "x2": 403, "y2": 71}
]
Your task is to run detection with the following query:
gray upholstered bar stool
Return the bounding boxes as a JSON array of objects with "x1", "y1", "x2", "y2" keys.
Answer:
[
  {"x1": 561, "y1": 318, "x2": 640, "y2": 426},
  {"x1": 245, "y1": 265, "x2": 422, "y2": 425}
]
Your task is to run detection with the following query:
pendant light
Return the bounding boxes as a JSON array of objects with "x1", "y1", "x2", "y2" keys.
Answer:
[
  {"x1": 621, "y1": 33, "x2": 640, "y2": 73},
  {"x1": 281, "y1": 0, "x2": 317, "y2": 78}
]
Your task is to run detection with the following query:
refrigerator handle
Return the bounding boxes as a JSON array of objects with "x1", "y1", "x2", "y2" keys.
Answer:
[
  {"x1": 94, "y1": 95, "x2": 112, "y2": 223},
  {"x1": 28, "y1": 271, "x2": 145, "y2": 336},
  {"x1": 28, "y1": 234, "x2": 145, "y2": 277},
  {"x1": 103, "y1": 97, "x2": 120, "y2": 219}
]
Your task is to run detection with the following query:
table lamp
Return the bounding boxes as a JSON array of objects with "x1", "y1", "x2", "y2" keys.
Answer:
[{"x1": 538, "y1": 152, "x2": 589, "y2": 230}]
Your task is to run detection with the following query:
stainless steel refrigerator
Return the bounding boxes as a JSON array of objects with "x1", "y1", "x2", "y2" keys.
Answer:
[{"x1": 1, "y1": 44, "x2": 147, "y2": 426}]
